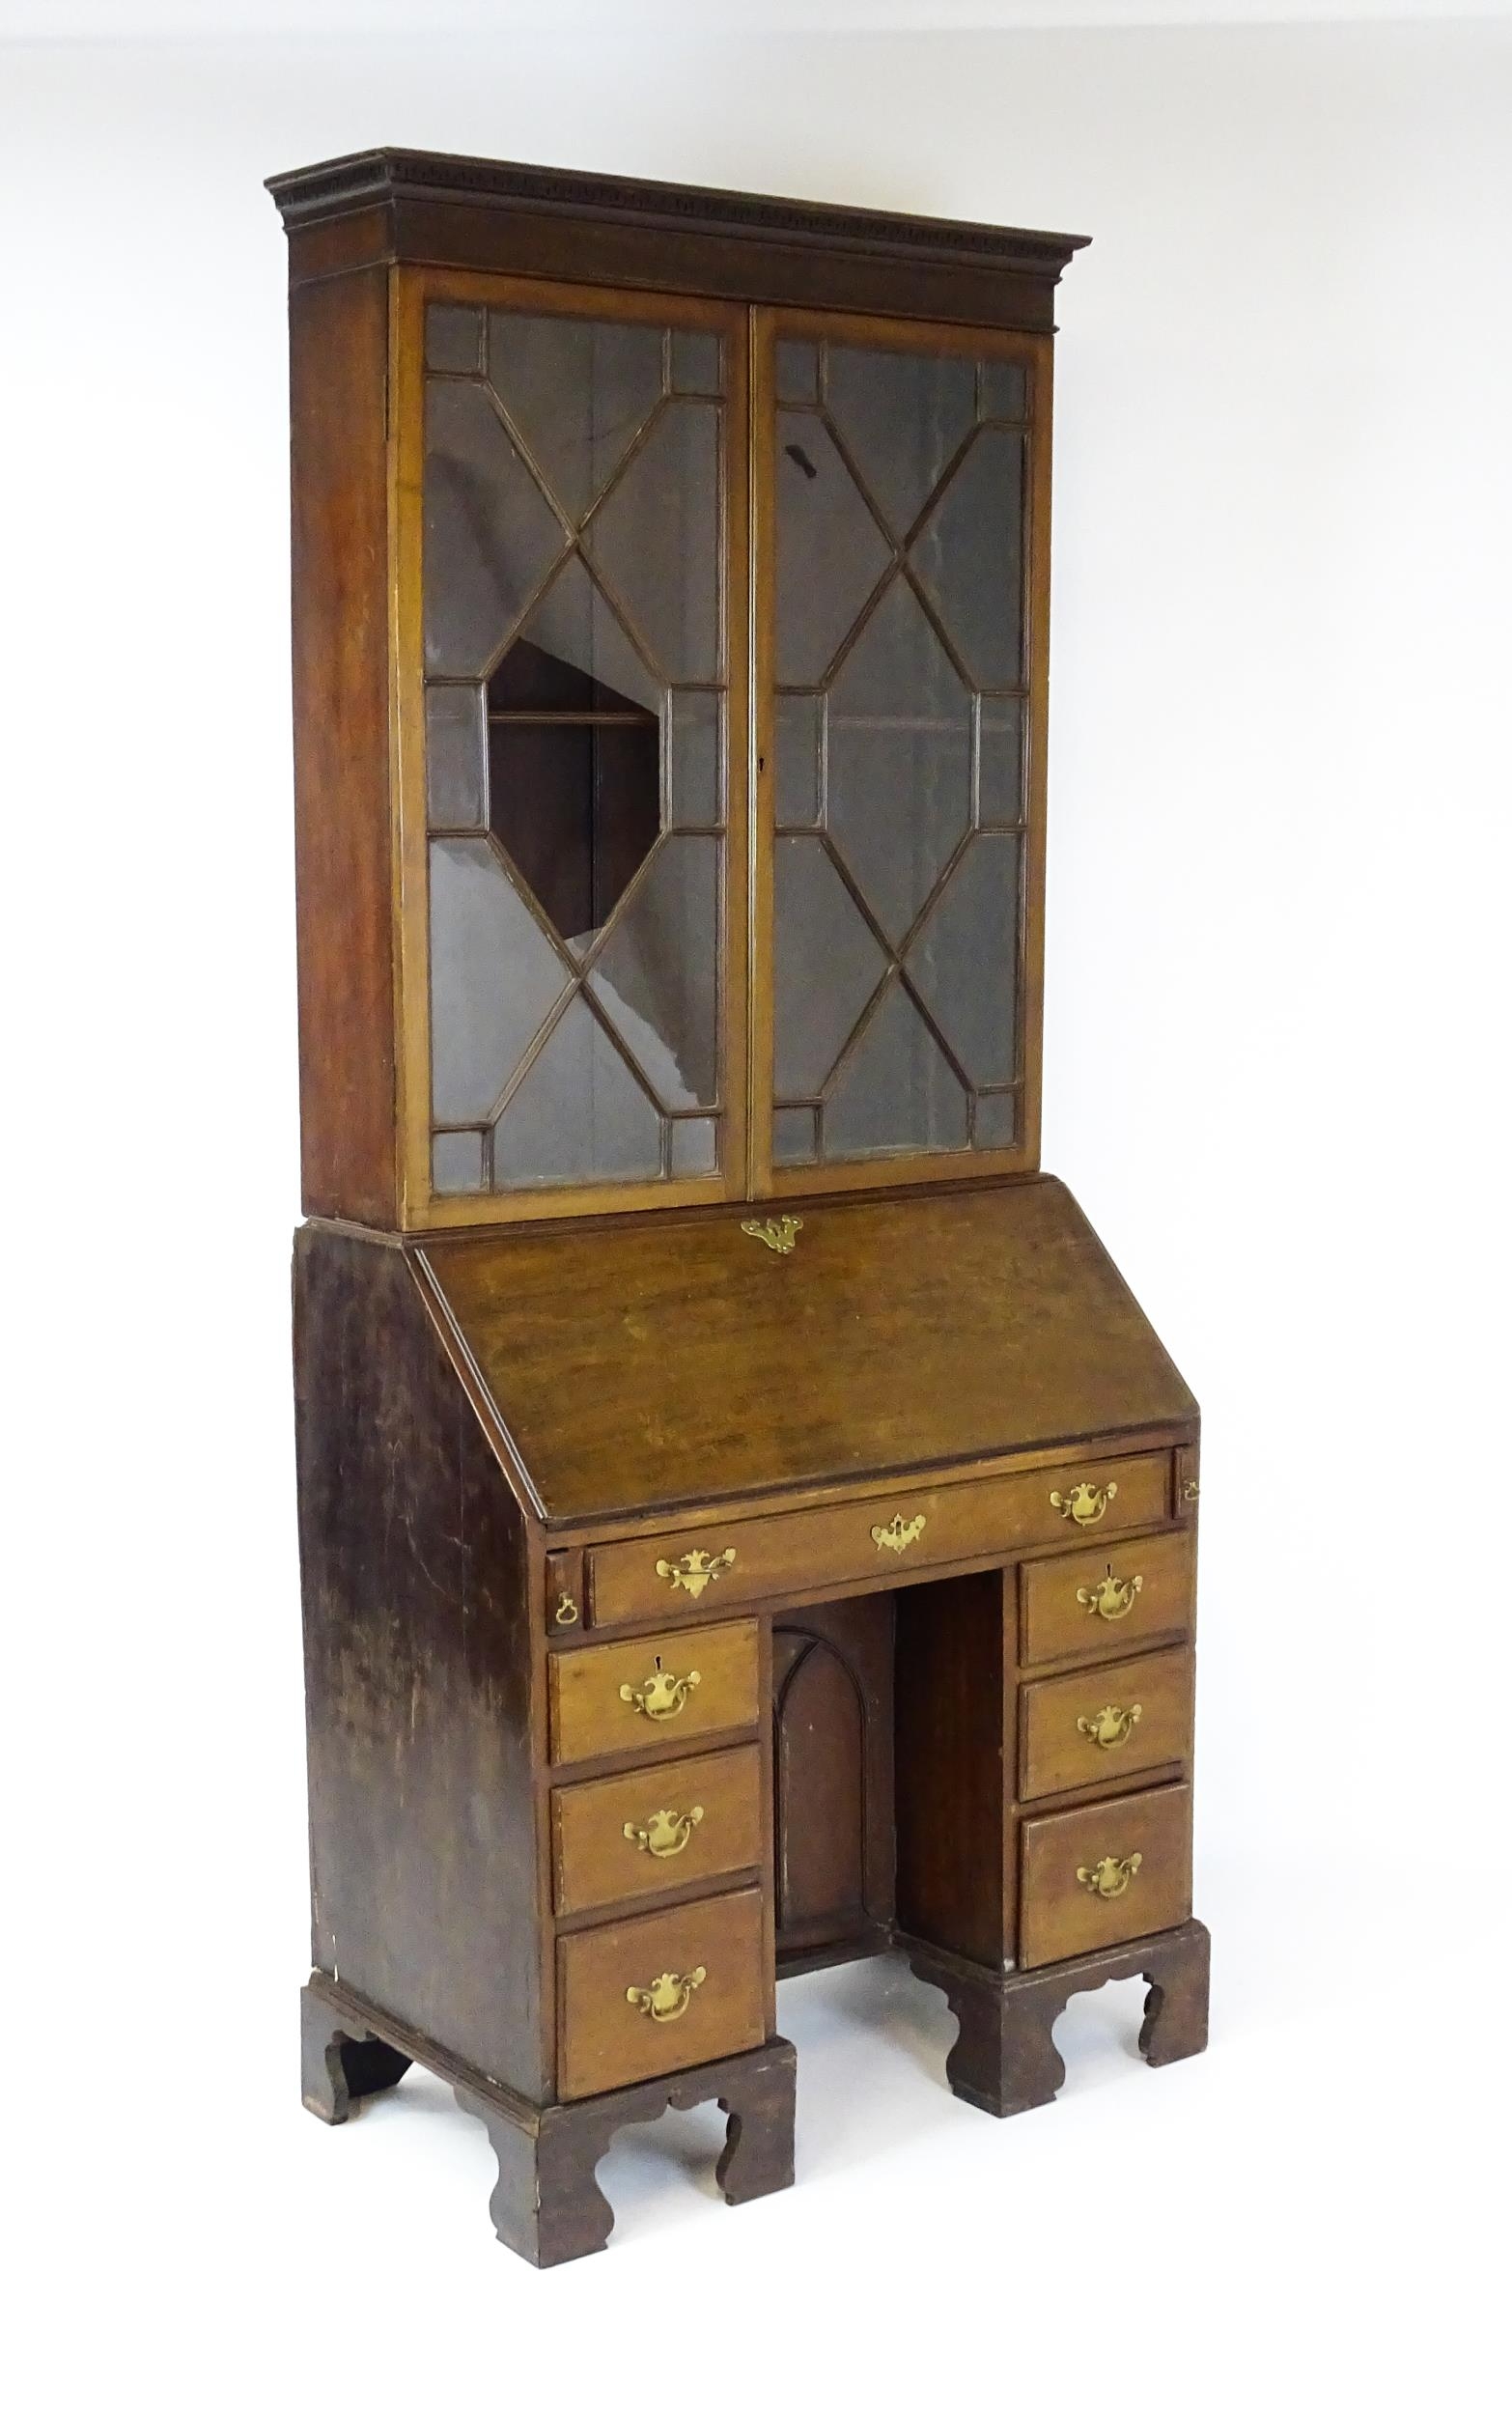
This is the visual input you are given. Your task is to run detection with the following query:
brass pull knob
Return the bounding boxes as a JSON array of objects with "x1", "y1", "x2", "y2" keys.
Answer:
[
  {"x1": 1077, "y1": 1852, "x2": 1143, "y2": 1900},
  {"x1": 626, "y1": 1967, "x2": 707, "y2": 2023},
  {"x1": 623, "y1": 1805, "x2": 705, "y2": 1860},
  {"x1": 1078, "y1": 1702, "x2": 1142, "y2": 1751},
  {"x1": 619, "y1": 1661, "x2": 702, "y2": 1722},
  {"x1": 1077, "y1": 1570, "x2": 1143, "y2": 1622},
  {"x1": 742, "y1": 1215, "x2": 801, "y2": 1254},
  {"x1": 655, "y1": 1547, "x2": 736, "y2": 1601},
  {"x1": 872, "y1": 1512, "x2": 926, "y2": 1556},
  {"x1": 1050, "y1": 1480, "x2": 1118, "y2": 1528}
]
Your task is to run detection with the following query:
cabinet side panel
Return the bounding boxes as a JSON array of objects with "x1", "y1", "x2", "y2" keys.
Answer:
[
  {"x1": 294, "y1": 1227, "x2": 544, "y2": 2097},
  {"x1": 894, "y1": 1570, "x2": 1011, "y2": 1969},
  {"x1": 289, "y1": 267, "x2": 398, "y2": 1225}
]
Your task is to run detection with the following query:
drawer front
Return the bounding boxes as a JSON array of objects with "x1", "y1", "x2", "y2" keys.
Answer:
[
  {"x1": 1021, "y1": 1526, "x2": 1194, "y2": 1668},
  {"x1": 1019, "y1": 1781, "x2": 1191, "y2": 1969},
  {"x1": 1020, "y1": 1645, "x2": 1193, "y2": 1803},
  {"x1": 556, "y1": 1886, "x2": 767, "y2": 2100},
  {"x1": 549, "y1": 1620, "x2": 760, "y2": 1767},
  {"x1": 586, "y1": 1452, "x2": 1173, "y2": 1629},
  {"x1": 552, "y1": 1745, "x2": 764, "y2": 1917}
]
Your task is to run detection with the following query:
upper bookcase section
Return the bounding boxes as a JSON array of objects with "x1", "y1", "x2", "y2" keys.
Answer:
[{"x1": 268, "y1": 151, "x2": 1087, "y2": 1233}]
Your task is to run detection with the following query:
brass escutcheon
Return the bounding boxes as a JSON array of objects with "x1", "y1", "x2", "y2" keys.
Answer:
[
  {"x1": 1078, "y1": 1702, "x2": 1142, "y2": 1751},
  {"x1": 623, "y1": 1805, "x2": 705, "y2": 1860},
  {"x1": 1077, "y1": 1570, "x2": 1143, "y2": 1622},
  {"x1": 742, "y1": 1215, "x2": 802, "y2": 1255},
  {"x1": 1077, "y1": 1852, "x2": 1143, "y2": 1900},
  {"x1": 872, "y1": 1512, "x2": 926, "y2": 1556},
  {"x1": 1050, "y1": 1480, "x2": 1118, "y2": 1528},
  {"x1": 656, "y1": 1546, "x2": 736, "y2": 1601},
  {"x1": 626, "y1": 1967, "x2": 707, "y2": 2023},
  {"x1": 619, "y1": 1660, "x2": 702, "y2": 1722}
]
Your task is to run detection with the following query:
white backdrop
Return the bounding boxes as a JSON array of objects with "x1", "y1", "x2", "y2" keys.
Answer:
[{"x1": 6, "y1": 8, "x2": 1508, "y2": 2407}]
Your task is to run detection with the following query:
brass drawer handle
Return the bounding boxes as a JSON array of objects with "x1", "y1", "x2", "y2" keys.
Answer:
[
  {"x1": 623, "y1": 1805, "x2": 705, "y2": 1859},
  {"x1": 626, "y1": 1966, "x2": 707, "y2": 2023},
  {"x1": 619, "y1": 1660, "x2": 702, "y2": 1721},
  {"x1": 872, "y1": 1512, "x2": 926, "y2": 1556},
  {"x1": 1078, "y1": 1702, "x2": 1142, "y2": 1751},
  {"x1": 1077, "y1": 1852, "x2": 1143, "y2": 1900},
  {"x1": 1078, "y1": 1570, "x2": 1143, "y2": 1621},
  {"x1": 655, "y1": 1547, "x2": 736, "y2": 1601},
  {"x1": 1050, "y1": 1480, "x2": 1118, "y2": 1528}
]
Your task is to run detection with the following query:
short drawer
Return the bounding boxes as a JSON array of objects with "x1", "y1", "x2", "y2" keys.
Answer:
[
  {"x1": 549, "y1": 1620, "x2": 760, "y2": 1767},
  {"x1": 552, "y1": 1745, "x2": 764, "y2": 1917},
  {"x1": 1019, "y1": 1781, "x2": 1192, "y2": 1969},
  {"x1": 1019, "y1": 1645, "x2": 1193, "y2": 1803},
  {"x1": 586, "y1": 1452, "x2": 1173, "y2": 1628},
  {"x1": 556, "y1": 1886, "x2": 767, "y2": 2100},
  {"x1": 1020, "y1": 1526, "x2": 1194, "y2": 1668}
]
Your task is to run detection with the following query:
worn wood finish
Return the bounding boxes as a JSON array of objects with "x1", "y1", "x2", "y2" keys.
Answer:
[
  {"x1": 584, "y1": 1445, "x2": 1171, "y2": 1625},
  {"x1": 267, "y1": 149, "x2": 1087, "y2": 333},
  {"x1": 548, "y1": 1619, "x2": 760, "y2": 1767},
  {"x1": 1019, "y1": 1644, "x2": 1193, "y2": 1802},
  {"x1": 294, "y1": 1226, "x2": 546, "y2": 2096},
  {"x1": 910, "y1": 1919, "x2": 1210, "y2": 2117},
  {"x1": 424, "y1": 1178, "x2": 1195, "y2": 1522},
  {"x1": 771, "y1": 1596, "x2": 896, "y2": 1965},
  {"x1": 552, "y1": 1744, "x2": 763, "y2": 1918},
  {"x1": 556, "y1": 1886, "x2": 768, "y2": 2100},
  {"x1": 1020, "y1": 1525, "x2": 1196, "y2": 1667},
  {"x1": 1019, "y1": 1781, "x2": 1193, "y2": 1968}
]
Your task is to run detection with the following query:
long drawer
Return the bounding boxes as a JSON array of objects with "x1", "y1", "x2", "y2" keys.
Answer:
[
  {"x1": 1019, "y1": 1645, "x2": 1193, "y2": 1802},
  {"x1": 548, "y1": 1620, "x2": 760, "y2": 1768},
  {"x1": 1019, "y1": 1781, "x2": 1192, "y2": 1969},
  {"x1": 556, "y1": 1886, "x2": 767, "y2": 2100},
  {"x1": 552, "y1": 1745, "x2": 764, "y2": 1917},
  {"x1": 585, "y1": 1452, "x2": 1173, "y2": 1629}
]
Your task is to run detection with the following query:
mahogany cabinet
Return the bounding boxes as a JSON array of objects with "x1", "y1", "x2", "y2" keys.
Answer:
[{"x1": 272, "y1": 147, "x2": 1210, "y2": 2266}]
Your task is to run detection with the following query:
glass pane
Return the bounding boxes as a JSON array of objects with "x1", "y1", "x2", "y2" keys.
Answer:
[
  {"x1": 772, "y1": 1105, "x2": 818, "y2": 1166},
  {"x1": 586, "y1": 399, "x2": 720, "y2": 683},
  {"x1": 433, "y1": 1130, "x2": 486, "y2": 1193},
  {"x1": 506, "y1": 552, "x2": 660, "y2": 716},
  {"x1": 669, "y1": 1116, "x2": 718, "y2": 1175},
  {"x1": 826, "y1": 577, "x2": 970, "y2": 944},
  {"x1": 912, "y1": 426, "x2": 1025, "y2": 691},
  {"x1": 426, "y1": 302, "x2": 484, "y2": 376},
  {"x1": 587, "y1": 834, "x2": 720, "y2": 1108},
  {"x1": 826, "y1": 980, "x2": 968, "y2": 1159},
  {"x1": 486, "y1": 310, "x2": 663, "y2": 522},
  {"x1": 980, "y1": 359, "x2": 1027, "y2": 422},
  {"x1": 491, "y1": 995, "x2": 661, "y2": 1186},
  {"x1": 668, "y1": 690, "x2": 721, "y2": 827},
  {"x1": 426, "y1": 684, "x2": 488, "y2": 829},
  {"x1": 776, "y1": 341, "x2": 818, "y2": 404},
  {"x1": 772, "y1": 835, "x2": 886, "y2": 1099},
  {"x1": 979, "y1": 701, "x2": 1024, "y2": 828},
  {"x1": 826, "y1": 344, "x2": 975, "y2": 539},
  {"x1": 905, "y1": 834, "x2": 1021, "y2": 1087},
  {"x1": 424, "y1": 378, "x2": 564, "y2": 678},
  {"x1": 973, "y1": 1091, "x2": 1018, "y2": 1150},
  {"x1": 429, "y1": 837, "x2": 570, "y2": 1123},
  {"x1": 774, "y1": 409, "x2": 891, "y2": 686},
  {"x1": 670, "y1": 330, "x2": 721, "y2": 396},
  {"x1": 774, "y1": 693, "x2": 821, "y2": 828}
]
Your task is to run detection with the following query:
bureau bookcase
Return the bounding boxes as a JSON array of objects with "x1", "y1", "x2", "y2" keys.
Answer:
[{"x1": 271, "y1": 148, "x2": 1210, "y2": 2266}]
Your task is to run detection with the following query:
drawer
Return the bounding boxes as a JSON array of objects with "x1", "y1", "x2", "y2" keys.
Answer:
[
  {"x1": 1020, "y1": 1526, "x2": 1194, "y2": 1668},
  {"x1": 556, "y1": 1886, "x2": 767, "y2": 2100},
  {"x1": 552, "y1": 1745, "x2": 764, "y2": 1917},
  {"x1": 549, "y1": 1620, "x2": 760, "y2": 1767},
  {"x1": 1019, "y1": 1781, "x2": 1191, "y2": 1969},
  {"x1": 585, "y1": 1452, "x2": 1173, "y2": 1628},
  {"x1": 1020, "y1": 1645, "x2": 1193, "y2": 1802}
]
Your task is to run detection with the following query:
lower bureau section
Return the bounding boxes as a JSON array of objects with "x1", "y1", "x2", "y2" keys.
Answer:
[
  {"x1": 556, "y1": 1886, "x2": 768, "y2": 2101},
  {"x1": 1019, "y1": 1782, "x2": 1192, "y2": 1969}
]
